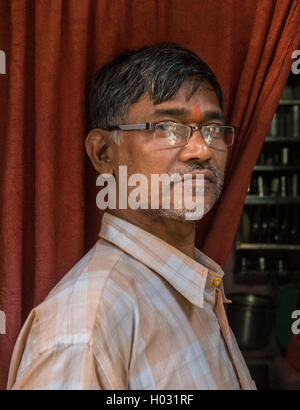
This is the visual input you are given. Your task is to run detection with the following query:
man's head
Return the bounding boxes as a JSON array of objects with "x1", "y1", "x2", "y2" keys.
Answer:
[{"x1": 86, "y1": 43, "x2": 233, "y2": 222}]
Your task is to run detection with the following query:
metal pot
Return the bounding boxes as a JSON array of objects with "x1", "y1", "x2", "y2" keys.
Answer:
[{"x1": 226, "y1": 293, "x2": 276, "y2": 349}]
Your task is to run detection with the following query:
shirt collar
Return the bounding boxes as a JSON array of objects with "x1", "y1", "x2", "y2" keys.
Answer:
[{"x1": 99, "y1": 213, "x2": 226, "y2": 308}]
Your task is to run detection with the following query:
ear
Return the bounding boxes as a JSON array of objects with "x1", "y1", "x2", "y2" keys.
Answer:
[{"x1": 85, "y1": 128, "x2": 114, "y2": 174}]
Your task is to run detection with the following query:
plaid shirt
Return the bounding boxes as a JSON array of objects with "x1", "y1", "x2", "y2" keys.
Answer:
[{"x1": 8, "y1": 213, "x2": 256, "y2": 390}]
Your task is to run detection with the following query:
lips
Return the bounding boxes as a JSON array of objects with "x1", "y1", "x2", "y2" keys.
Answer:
[{"x1": 182, "y1": 170, "x2": 217, "y2": 184}]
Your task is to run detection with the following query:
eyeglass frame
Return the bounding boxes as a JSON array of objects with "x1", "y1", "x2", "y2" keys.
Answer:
[{"x1": 105, "y1": 122, "x2": 236, "y2": 148}]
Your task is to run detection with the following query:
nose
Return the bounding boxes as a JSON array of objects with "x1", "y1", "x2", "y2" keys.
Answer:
[{"x1": 179, "y1": 130, "x2": 213, "y2": 163}]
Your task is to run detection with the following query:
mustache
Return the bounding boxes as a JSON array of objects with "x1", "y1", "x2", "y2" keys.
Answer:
[{"x1": 169, "y1": 164, "x2": 221, "y2": 183}]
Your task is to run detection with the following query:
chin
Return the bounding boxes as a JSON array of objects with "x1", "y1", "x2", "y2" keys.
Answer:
[
  {"x1": 141, "y1": 207, "x2": 207, "y2": 222},
  {"x1": 140, "y1": 189, "x2": 221, "y2": 222}
]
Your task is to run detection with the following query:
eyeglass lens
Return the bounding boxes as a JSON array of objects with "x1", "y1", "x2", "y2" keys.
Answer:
[{"x1": 154, "y1": 123, "x2": 234, "y2": 148}]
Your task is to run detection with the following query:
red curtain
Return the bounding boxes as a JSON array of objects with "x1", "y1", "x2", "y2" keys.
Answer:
[{"x1": 0, "y1": 0, "x2": 299, "y2": 390}]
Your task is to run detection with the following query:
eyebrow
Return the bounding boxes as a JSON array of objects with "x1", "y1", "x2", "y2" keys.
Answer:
[
  {"x1": 149, "y1": 108, "x2": 188, "y2": 118},
  {"x1": 148, "y1": 108, "x2": 227, "y2": 123}
]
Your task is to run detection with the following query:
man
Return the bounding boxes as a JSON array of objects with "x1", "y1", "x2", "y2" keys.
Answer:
[{"x1": 8, "y1": 43, "x2": 256, "y2": 390}]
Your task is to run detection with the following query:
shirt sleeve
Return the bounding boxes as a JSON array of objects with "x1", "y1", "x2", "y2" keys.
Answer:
[
  {"x1": 7, "y1": 310, "x2": 101, "y2": 389},
  {"x1": 7, "y1": 305, "x2": 129, "y2": 390}
]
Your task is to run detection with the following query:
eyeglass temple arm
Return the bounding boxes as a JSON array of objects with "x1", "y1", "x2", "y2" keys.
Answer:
[{"x1": 105, "y1": 123, "x2": 152, "y2": 131}]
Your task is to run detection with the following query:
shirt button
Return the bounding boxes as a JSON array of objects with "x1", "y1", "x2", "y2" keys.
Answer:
[{"x1": 213, "y1": 277, "x2": 222, "y2": 287}]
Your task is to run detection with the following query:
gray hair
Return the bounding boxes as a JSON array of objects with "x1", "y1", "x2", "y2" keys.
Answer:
[{"x1": 89, "y1": 43, "x2": 223, "y2": 143}]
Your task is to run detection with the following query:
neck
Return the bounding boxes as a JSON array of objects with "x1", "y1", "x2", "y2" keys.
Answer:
[{"x1": 108, "y1": 209, "x2": 196, "y2": 259}]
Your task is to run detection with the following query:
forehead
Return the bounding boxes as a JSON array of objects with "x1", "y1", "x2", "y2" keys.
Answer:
[{"x1": 126, "y1": 80, "x2": 223, "y2": 123}]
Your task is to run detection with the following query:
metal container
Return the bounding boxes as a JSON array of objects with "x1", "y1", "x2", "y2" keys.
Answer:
[{"x1": 226, "y1": 293, "x2": 276, "y2": 349}]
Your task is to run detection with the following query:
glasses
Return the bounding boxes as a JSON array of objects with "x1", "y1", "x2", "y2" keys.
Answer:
[{"x1": 105, "y1": 122, "x2": 236, "y2": 150}]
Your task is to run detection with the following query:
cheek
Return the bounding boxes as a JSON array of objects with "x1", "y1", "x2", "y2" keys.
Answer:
[
  {"x1": 216, "y1": 150, "x2": 228, "y2": 168},
  {"x1": 213, "y1": 152, "x2": 228, "y2": 180},
  {"x1": 118, "y1": 141, "x2": 179, "y2": 176}
]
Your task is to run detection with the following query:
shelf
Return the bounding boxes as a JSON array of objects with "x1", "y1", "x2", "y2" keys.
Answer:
[
  {"x1": 253, "y1": 165, "x2": 300, "y2": 171},
  {"x1": 279, "y1": 99, "x2": 300, "y2": 105},
  {"x1": 265, "y1": 137, "x2": 300, "y2": 143},
  {"x1": 241, "y1": 343, "x2": 277, "y2": 359},
  {"x1": 236, "y1": 243, "x2": 300, "y2": 250},
  {"x1": 235, "y1": 271, "x2": 299, "y2": 286},
  {"x1": 236, "y1": 270, "x2": 269, "y2": 276},
  {"x1": 235, "y1": 270, "x2": 297, "y2": 277},
  {"x1": 235, "y1": 95, "x2": 300, "y2": 289},
  {"x1": 245, "y1": 196, "x2": 300, "y2": 205},
  {"x1": 234, "y1": 273, "x2": 269, "y2": 285}
]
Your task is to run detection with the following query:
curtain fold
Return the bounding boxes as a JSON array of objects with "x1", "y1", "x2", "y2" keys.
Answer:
[{"x1": 0, "y1": 0, "x2": 299, "y2": 389}]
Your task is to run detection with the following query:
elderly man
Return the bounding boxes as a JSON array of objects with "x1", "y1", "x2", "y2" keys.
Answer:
[{"x1": 8, "y1": 43, "x2": 256, "y2": 390}]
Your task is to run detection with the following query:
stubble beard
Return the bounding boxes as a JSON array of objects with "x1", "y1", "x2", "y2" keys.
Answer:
[{"x1": 141, "y1": 171, "x2": 224, "y2": 222}]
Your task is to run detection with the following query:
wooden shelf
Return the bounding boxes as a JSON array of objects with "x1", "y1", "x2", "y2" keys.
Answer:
[
  {"x1": 235, "y1": 270, "x2": 297, "y2": 277},
  {"x1": 235, "y1": 94, "x2": 300, "y2": 291},
  {"x1": 253, "y1": 165, "x2": 300, "y2": 171},
  {"x1": 241, "y1": 343, "x2": 277, "y2": 359},
  {"x1": 265, "y1": 137, "x2": 300, "y2": 142},
  {"x1": 245, "y1": 196, "x2": 300, "y2": 205},
  {"x1": 279, "y1": 99, "x2": 300, "y2": 105},
  {"x1": 236, "y1": 243, "x2": 300, "y2": 250}
]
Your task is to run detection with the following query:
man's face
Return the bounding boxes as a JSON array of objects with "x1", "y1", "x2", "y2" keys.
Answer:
[{"x1": 109, "y1": 80, "x2": 229, "y2": 221}]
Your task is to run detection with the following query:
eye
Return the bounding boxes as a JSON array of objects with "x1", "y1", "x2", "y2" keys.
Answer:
[
  {"x1": 156, "y1": 123, "x2": 175, "y2": 139},
  {"x1": 156, "y1": 123, "x2": 173, "y2": 132},
  {"x1": 206, "y1": 125, "x2": 225, "y2": 138},
  {"x1": 154, "y1": 122, "x2": 189, "y2": 147}
]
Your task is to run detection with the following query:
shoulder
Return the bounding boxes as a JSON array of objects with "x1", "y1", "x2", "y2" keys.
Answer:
[
  {"x1": 17, "y1": 239, "x2": 149, "y2": 351},
  {"x1": 35, "y1": 239, "x2": 130, "y2": 335},
  {"x1": 14, "y1": 240, "x2": 131, "y2": 359},
  {"x1": 9, "y1": 239, "x2": 150, "y2": 389}
]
